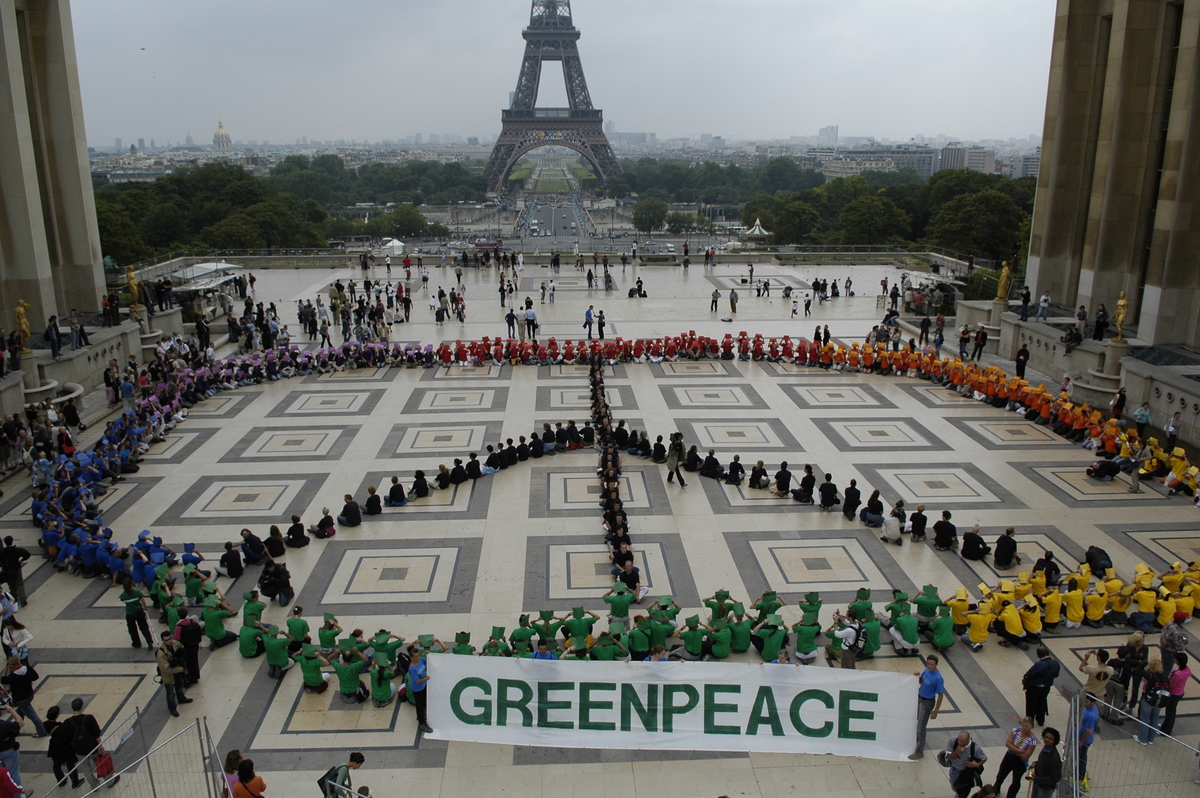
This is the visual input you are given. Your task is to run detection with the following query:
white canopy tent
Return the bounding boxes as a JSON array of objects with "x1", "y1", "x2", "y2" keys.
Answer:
[{"x1": 378, "y1": 238, "x2": 406, "y2": 256}]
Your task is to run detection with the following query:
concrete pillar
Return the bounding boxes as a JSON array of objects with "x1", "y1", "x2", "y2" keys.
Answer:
[
  {"x1": 1104, "y1": 339, "x2": 1129, "y2": 375},
  {"x1": 0, "y1": 0, "x2": 59, "y2": 332}
]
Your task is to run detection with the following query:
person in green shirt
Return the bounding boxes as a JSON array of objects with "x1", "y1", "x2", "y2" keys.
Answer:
[
  {"x1": 655, "y1": 596, "x2": 682, "y2": 627},
  {"x1": 797, "y1": 592, "x2": 823, "y2": 626},
  {"x1": 369, "y1": 660, "x2": 397, "y2": 707},
  {"x1": 589, "y1": 632, "x2": 628, "y2": 661},
  {"x1": 241, "y1": 591, "x2": 266, "y2": 629},
  {"x1": 885, "y1": 590, "x2": 912, "y2": 628},
  {"x1": 119, "y1": 577, "x2": 156, "y2": 648},
  {"x1": 890, "y1": 613, "x2": 921, "y2": 655},
  {"x1": 752, "y1": 614, "x2": 788, "y2": 661},
  {"x1": 702, "y1": 590, "x2": 735, "y2": 625},
  {"x1": 263, "y1": 626, "x2": 296, "y2": 678},
  {"x1": 480, "y1": 626, "x2": 510, "y2": 657},
  {"x1": 791, "y1": 621, "x2": 820, "y2": 663},
  {"x1": 297, "y1": 644, "x2": 331, "y2": 693},
  {"x1": 509, "y1": 615, "x2": 536, "y2": 650},
  {"x1": 646, "y1": 611, "x2": 674, "y2": 650},
  {"x1": 238, "y1": 623, "x2": 266, "y2": 658},
  {"x1": 286, "y1": 606, "x2": 311, "y2": 655},
  {"x1": 183, "y1": 565, "x2": 205, "y2": 605},
  {"x1": 753, "y1": 591, "x2": 782, "y2": 623},
  {"x1": 704, "y1": 618, "x2": 732, "y2": 660},
  {"x1": 848, "y1": 588, "x2": 874, "y2": 622},
  {"x1": 317, "y1": 615, "x2": 342, "y2": 655},
  {"x1": 860, "y1": 615, "x2": 883, "y2": 659},
  {"x1": 925, "y1": 605, "x2": 957, "y2": 652},
  {"x1": 629, "y1": 617, "x2": 652, "y2": 660},
  {"x1": 451, "y1": 631, "x2": 476, "y2": 655},
  {"x1": 563, "y1": 607, "x2": 599, "y2": 651},
  {"x1": 165, "y1": 595, "x2": 186, "y2": 631},
  {"x1": 672, "y1": 615, "x2": 708, "y2": 660},
  {"x1": 370, "y1": 631, "x2": 406, "y2": 668},
  {"x1": 603, "y1": 583, "x2": 635, "y2": 624},
  {"x1": 607, "y1": 620, "x2": 630, "y2": 656},
  {"x1": 331, "y1": 645, "x2": 369, "y2": 703},
  {"x1": 531, "y1": 610, "x2": 562, "y2": 650},
  {"x1": 201, "y1": 596, "x2": 237, "y2": 650},
  {"x1": 512, "y1": 640, "x2": 534, "y2": 659},
  {"x1": 913, "y1": 585, "x2": 943, "y2": 630},
  {"x1": 728, "y1": 603, "x2": 755, "y2": 653}
]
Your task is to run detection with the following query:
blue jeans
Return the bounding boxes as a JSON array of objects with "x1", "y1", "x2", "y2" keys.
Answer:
[
  {"x1": 1137, "y1": 699, "x2": 1162, "y2": 743},
  {"x1": 14, "y1": 698, "x2": 45, "y2": 736},
  {"x1": 0, "y1": 746, "x2": 24, "y2": 794}
]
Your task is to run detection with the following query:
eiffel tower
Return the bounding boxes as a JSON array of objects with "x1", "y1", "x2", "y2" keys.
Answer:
[{"x1": 482, "y1": 0, "x2": 621, "y2": 193}]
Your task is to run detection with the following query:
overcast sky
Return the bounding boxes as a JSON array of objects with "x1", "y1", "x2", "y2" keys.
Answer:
[{"x1": 72, "y1": 0, "x2": 1056, "y2": 147}]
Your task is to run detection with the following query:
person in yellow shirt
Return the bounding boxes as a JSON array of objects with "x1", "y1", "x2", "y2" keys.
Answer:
[
  {"x1": 1159, "y1": 563, "x2": 1186, "y2": 594},
  {"x1": 960, "y1": 605, "x2": 993, "y2": 652},
  {"x1": 1175, "y1": 585, "x2": 1195, "y2": 619},
  {"x1": 1019, "y1": 597, "x2": 1043, "y2": 638},
  {"x1": 1062, "y1": 579, "x2": 1085, "y2": 629},
  {"x1": 1029, "y1": 568, "x2": 1047, "y2": 596},
  {"x1": 1083, "y1": 587, "x2": 1108, "y2": 628},
  {"x1": 1038, "y1": 586, "x2": 1065, "y2": 634},
  {"x1": 994, "y1": 600, "x2": 1029, "y2": 650},
  {"x1": 1155, "y1": 589, "x2": 1178, "y2": 628},
  {"x1": 946, "y1": 587, "x2": 971, "y2": 635},
  {"x1": 1129, "y1": 585, "x2": 1158, "y2": 632},
  {"x1": 1013, "y1": 573, "x2": 1033, "y2": 602},
  {"x1": 1107, "y1": 585, "x2": 1134, "y2": 627}
]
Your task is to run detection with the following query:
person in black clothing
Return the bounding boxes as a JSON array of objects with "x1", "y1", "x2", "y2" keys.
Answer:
[
  {"x1": 363, "y1": 486, "x2": 382, "y2": 515},
  {"x1": 1021, "y1": 645, "x2": 1060, "y2": 725},
  {"x1": 433, "y1": 465, "x2": 452, "y2": 489},
  {"x1": 175, "y1": 608, "x2": 204, "y2": 686},
  {"x1": 529, "y1": 431, "x2": 545, "y2": 460},
  {"x1": 283, "y1": 517, "x2": 310, "y2": 549},
  {"x1": 264, "y1": 526, "x2": 287, "y2": 559},
  {"x1": 700, "y1": 450, "x2": 725, "y2": 480},
  {"x1": 515, "y1": 437, "x2": 530, "y2": 461},
  {"x1": 842, "y1": 479, "x2": 861, "y2": 520},
  {"x1": 484, "y1": 446, "x2": 503, "y2": 472},
  {"x1": 908, "y1": 504, "x2": 928, "y2": 543},
  {"x1": 960, "y1": 525, "x2": 991, "y2": 561},
  {"x1": 612, "y1": 421, "x2": 629, "y2": 450},
  {"x1": 581, "y1": 423, "x2": 595, "y2": 447},
  {"x1": 337, "y1": 494, "x2": 362, "y2": 527},
  {"x1": 258, "y1": 559, "x2": 294, "y2": 606},
  {"x1": 466, "y1": 453, "x2": 483, "y2": 479},
  {"x1": 409, "y1": 471, "x2": 431, "y2": 499},
  {"x1": 240, "y1": 529, "x2": 267, "y2": 565},
  {"x1": 932, "y1": 511, "x2": 958, "y2": 551},
  {"x1": 46, "y1": 704, "x2": 86, "y2": 788},
  {"x1": 216, "y1": 542, "x2": 245, "y2": 578},
  {"x1": 651, "y1": 436, "x2": 667, "y2": 463},
  {"x1": 1084, "y1": 545, "x2": 1112, "y2": 574},
  {"x1": 791, "y1": 464, "x2": 816, "y2": 504},
  {"x1": 994, "y1": 527, "x2": 1021, "y2": 568},
  {"x1": 774, "y1": 462, "x2": 793, "y2": 496},
  {"x1": 309, "y1": 508, "x2": 336, "y2": 538},
  {"x1": 609, "y1": 542, "x2": 635, "y2": 574},
  {"x1": 554, "y1": 423, "x2": 569, "y2": 451},
  {"x1": 1033, "y1": 551, "x2": 1061, "y2": 588},
  {"x1": 448, "y1": 460, "x2": 468, "y2": 485},
  {"x1": 1028, "y1": 727, "x2": 1062, "y2": 796},
  {"x1": 724, "y1": 455, "x2": 745, "y2": 485},
  {"x1": 818, "y1": 474, "x2": 839, "y2": 509},
  {"x1": 0, "y1": 538, "x2": 30, "y2": 606}
]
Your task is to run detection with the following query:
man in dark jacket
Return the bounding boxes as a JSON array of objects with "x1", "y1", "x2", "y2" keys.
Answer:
[
  {"x1": 960, "y1": 524, "x2": 991, "y2": 561},
  {"x1": 1022, "y1": 645, "x2": 1060, "y2": 725},
  {"x1": 336, "y1": 495, "x2": 362, "y2": 527},
  {"x1": 993, "y1": 527, "x2": 1021, "y2": 568},
  {"x1": 1028, "y1": 727, "x2": 1062, "y2": 797},
  {"x1": 259, "y1": 559, "x2": 294, "y2": 606},
  {"x1": 842, "y1": 479, "x2": 862, "y2": 520}
]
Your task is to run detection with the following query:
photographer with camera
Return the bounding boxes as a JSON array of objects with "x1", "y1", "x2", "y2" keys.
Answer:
[
  {"x1": 156, "y1": 630, "x2": 193, "y2": 717},
  {"x1": 824, "y1": 608, "x2": 864, "y2": 669}
]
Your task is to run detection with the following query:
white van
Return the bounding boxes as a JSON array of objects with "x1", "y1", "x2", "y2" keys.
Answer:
[{"x1": 665, "y1": 243, "x2": 676, "y2": 253}]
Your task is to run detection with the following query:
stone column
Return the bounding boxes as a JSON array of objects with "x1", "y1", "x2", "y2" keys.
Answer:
[{"x1": 1104, "y1": 339, "x2": 1129, "y2": 376}]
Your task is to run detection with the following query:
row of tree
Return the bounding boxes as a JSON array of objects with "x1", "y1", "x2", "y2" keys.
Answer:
[
  {"x1": 266, "y1": 154, "x2": 486, "y2": 206},
  {"x1": 94, "y1": 161, "x2": 453, "y2": 266},
  {"x1": 604, "y1": 157, "x2": 825, "y2": 205},
  {"x1": 628, "y1": 168, "x2": 1036, "y2": 264}
]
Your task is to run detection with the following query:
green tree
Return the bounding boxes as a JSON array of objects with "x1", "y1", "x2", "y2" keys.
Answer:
[
  {"x1": 831, "y1": 195, "x2": 911, "y2": 245},
  {"x1": 632, "y1": 199, "x2": 668, "y2": 234},
  {"x1": 664, "y1": 211, "x2": 699, "y2": 235},
  {"x1": 741, "y1": 194, "x2": 781, "y2": 229},
  {"x1": 94, "y1": 199, "x2": 153, "y2": 265},
  {"x1": 772, "y1": 200, "x2": 822, "y2": 245},
  {"x1": 139, "y1": 202, "x2": 186, "y2": 249},
  {"x1": 925, "y1": 189, "x2": 1026, "y2": 262}
]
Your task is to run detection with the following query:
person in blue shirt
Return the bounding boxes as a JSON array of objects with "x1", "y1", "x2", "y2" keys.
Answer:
[
  {"x1": 1077, "y1": 692, "x2": 1100, "y2": 791},
  {"x1": 909, "y1": 654, "x2": 945, "y2": 760},
  {"x1": 531, "y1": 641, "x2": 559, "y2": 661},
  {"x1": 406, "y1": 640, "x2": 440, "y2": 735}
]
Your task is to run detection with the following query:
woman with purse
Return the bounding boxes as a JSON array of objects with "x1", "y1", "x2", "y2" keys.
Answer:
[
  {"x1": 232, "y1": 758, "x2": 266, "y2": 798},
  {"x1": 0, "y1": 618, "x2": 32, "y2": 666},
  {"x1": 1136, "y1": 658, "x2": 1170, "y2": 744}
]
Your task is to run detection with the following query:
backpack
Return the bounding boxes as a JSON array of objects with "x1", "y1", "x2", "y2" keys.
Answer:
[
  {"x1": 844, "y1": 622, "x2": 865, "y2": 655},
  {"x1": 70, "y1": 717, "x2": 94, "y2": 756},
  {"x1": 177, "y1": 618, "x2": 203, "y2": 648},
  {"x1": 317, "y1": 765, "x2": 340, "y2": 797}
]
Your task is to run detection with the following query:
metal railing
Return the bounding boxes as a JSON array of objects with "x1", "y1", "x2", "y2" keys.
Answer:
[
  {"x1": 76, "y1": 717, "x2": 224, "y2": 798},
  {"x1": 43, "y1": 706, "x2": 142, "y2": 797}
]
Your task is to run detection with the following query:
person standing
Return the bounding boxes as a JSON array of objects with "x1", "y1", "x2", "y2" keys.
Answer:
[
  {"x1": 1092, "y1": 303, "x2": 1109, "y2": 340},
  {"x1": 729, "y1": 289, "x2": 738, "y2": 313},
  {"x1": 1035, "y1": 291, "x2": 1051, "y2": 322},
  {"x1": 1019, "y1": 286, "x2": 1032, "y2": 321},
  {"x1": 0, "y1": 706, "x2": 27, "y2": 793},
  {"x1": 991, "y1": 716, "x2": 1037, "y2": 798},
  {"x1": 1076, "y1": 693, "x2": 1100, "y2": 792},
  {"x1": 44, "y1": 316, "x2": 62, "y2": 360},
  {"x1": 908, "y1": 655, "x2": 944, "y2": 760},
  {"x1": 1075, "y1": 305, "x2": 1088, "y2": 334},
  {"x1": 944, "y1": 730, "x2": 987, "y2": 798},
  {"x1": 597, "y1": 310, "x2": 606, "y2": 340},
  {"x1": 408, "y1": 642, "x2": 436, "y2": 735},
  {"x1": 0, "y1": 656, "x2": 44, "y2": 737},
  {"x1": 1132, "y1": 402, "x2": 1151, "y2": 439},
  {"x1": 119, "y1": 576, "x2": 155, "y2": 649},
  {"x1": 584, "y1": 306, "x2": 594, "y2": 339},
  {"x1": 1158, "y1": 652, "x2": 1191, "y2": 736},
  {"x1": 1164, "y1": 411, "x2": 1182, "y2": 451},
  {"x1": 971, "y1": 326, "x2": 988, "y2": 362},
  {"x1": 155, "y1": 631, "x2": 192, "y2": 717},
  {"x1": 710, "y1": 289, "x2": 720, "y2": 312},
  {"x1": 1015, "y1": 344, "x2": 1030, "y2": 380},
  {"x1": 0, "y1": 538, "x2": 30, "y2": 607},
  {"x1": 1159, "y1": 611, "x2": 1189, "y2": 676},
  {"x1": 1110, "y1": 387, "x2": 1127, "y2": 419},
  {"x1": 1021, "y1": 645, "x2": 1059, "y2": 726},
  {"x1": 1027, "y1": 727, "x2": 1063, "y2": 798},
  {"x1": 665, "y1": 433, "x2": 686, "y2": 488}
]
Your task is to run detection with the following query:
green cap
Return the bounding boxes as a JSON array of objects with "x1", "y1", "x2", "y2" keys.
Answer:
[
  {"x1": 302, "y1": 643, "x2": 318, "y2": 658},
  {"x1": 613, "y1": 582, "x2": 628, "y2": 594},
  {"x1": 923, "y1": 584, "x2": 939, "y2": 597},
  {"x1": 539, "y1": 610, "x2": 555, "y2": 621},
  {"x1": 714, "y1": 618, "x2": 729, "y2": 631},
  {"x1": 242, "y1": 591, "x2": 256, "y2": 601},
  {"x1": 609, "y1": 620, "x2": 626, "y2": 633},
  {"x1": 715, "y1": 589, "x2": 730, "y2": 601},
  {"x1": 658, "y1": 596, "x2": 673, "y2": 607},
  {"x1": 804, "y1": 592, "x2": 820, "y2": 604},
  {"x1": 856, "y1": 588, "x2": 871, "y2": 600},
  {"x1": 323, "y1": 613, "x2": 336, "y2": 622},
  {"x1": 519, "y1": 614, "x2": 530, "y2": 626},
  {"x1": 572, "y1": 607, "x2": 585, "y2": 619},
  {"x1": 491, "y1": 626, "x2": 505, "y2": 639},
  {"x1": 685, "y1": 615, "x2": 700, "y2": 628},
  {"x1": 767, "y1": 614, "x2": 783, "y2": 626},
  {"x1": 732, "y1": 602, "x2": 746, "y2": 616},
  {"x1": 418, "y1": 634, "x2": 435, "y2": 647},
  {"x1": 455, "y1": 631, "x2": 470, "y2": 645},
  {"x1": 337, "y1": 638, "x2": 356, "y2": 653}
]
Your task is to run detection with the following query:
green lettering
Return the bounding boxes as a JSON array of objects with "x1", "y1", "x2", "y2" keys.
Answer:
[
  {"x1": 496, "y1": 678, "x2": 533, "y2": 727},
  {"x1": 838, "y1": 690, "x2": 877, "y2": 740},
  {"x1": 449, "y1": 677, "x2": 492, "y2": 726},
  {"x1": 579, "y1": 682, "x2": 617, "y2": 731},
  {"x1": 789, "y1": 689, "x2": 834, "y2": 737},
  {"x1": 704, "y1": 684, "x2": 741, "y2": 735},
  {"x1": 662, "y1": 684, "x2": 699, "y2": 733},
  {"x1": 746, "y1": 686, "x2": 783, "y2": 737},
  {"x1": 620, "y1": 683, "x2": 658, "y2": 732},
  {"x1": 538, "y1": 681, "x2": 575, "y2": 730}
]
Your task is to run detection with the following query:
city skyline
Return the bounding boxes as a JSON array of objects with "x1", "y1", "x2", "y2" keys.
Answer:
[{"x1": 74, "y1": 0, "x2": 1055, "y2": 148}]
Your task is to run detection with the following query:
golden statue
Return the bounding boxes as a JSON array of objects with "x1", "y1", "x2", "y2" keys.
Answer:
[
  {"x1": 1112, "y1": 290, "x2": 1128, "y2": 343},
  {"x1": 996, "y1": 261, "x2": 1011, "y2": 301},
  {"x1": 14, "y1": 299, "x2": 32, "y2": 354},
  {"x1": 126, "y1": 265, "x2": 142, "y2": 307}
]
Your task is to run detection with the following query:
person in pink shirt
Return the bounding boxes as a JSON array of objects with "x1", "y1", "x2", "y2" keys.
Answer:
[{"x1": 1159, "y1": 652, "x2": 1191, "y2": 736}]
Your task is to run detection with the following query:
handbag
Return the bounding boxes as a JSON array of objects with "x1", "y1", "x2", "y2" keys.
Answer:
[{"x1": 94, "y1": 751, "x2": 114, "y2": 778}]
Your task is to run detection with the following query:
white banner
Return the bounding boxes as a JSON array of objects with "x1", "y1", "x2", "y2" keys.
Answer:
[{"x1": 426, "y1": 655, "x2": 918, "y2": 761}]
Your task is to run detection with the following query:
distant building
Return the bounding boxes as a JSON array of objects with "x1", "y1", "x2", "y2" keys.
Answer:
[
  {"x1": 817, "y1": 125, "x2": 838, "y2": 147},
  {"x1": 213, "y1": 119, "x2": 232, "y2": 151},
  {"x1": 838, "y1": 145, "x2": 938, "y2": 178},
  {"x1": 185, "y1": 132, "x2": 194, "y2": 146},
  {"x1": 939, "y1": 145, "x2": 996, "y2": 174},
  {"x1": 821, "y1": 157, "x2": 895, "y2": 180},
  {"x1": 114, "y1": 137, "x2": 122, "y2": 151},
  {"x1": 1016, "y1": 148, "x2": 1040, "y2": 178}
]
